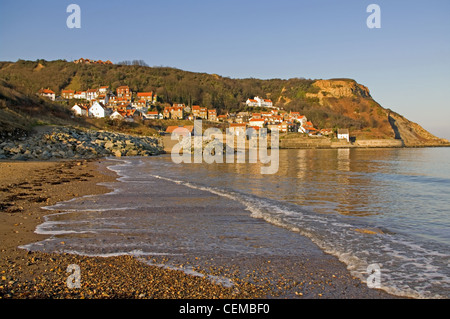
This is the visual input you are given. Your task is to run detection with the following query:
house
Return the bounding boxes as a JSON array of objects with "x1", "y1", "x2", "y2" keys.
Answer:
[
  {"x1": 236, "y1": 112, "x2": 250, "y2": 123},
  {"x1": 86, "y1": 89, "x2": 99, "y2": 101},
  {"x1": 260, "y1": 98, "x2": 273, "y2": 108},
  {"x1": 278, "y1": 122, "x2": 288, "y2": 133},
  {"x1": 217, "y1": 114, "x2": 228, "y2": 122},
  {"x1": 166, "y1": 125, "x2": 192, "y2": 137},
  {"x1": 228, "y1": 123, "x2": 247, "y2": 136},
  {"x1": 320, "y1": 128, "x2": 334, "y2": 137},
  {"x1": 249, "y1": 118, "x2": 265, "y2": 128},
  {"x1": 116, "y1": 86, "x2": 132, "y2": 100},
  {"x1": 71, "y1": 104, "x2": 89, "y2": 117},
  {"x1": 267, "y1": 124, "x2": 280, "y2": 133},
  {"x1": 132, "y1": 99, "x2": 146, "y2": 108},
  {"x1": 246, "y1": 96, "x2": 274, "y2": 108},
  {"x1": 192, "y1": 105, "x2": 201, "y2": 118},
  {"x1": 137, "y1": 92, "x2": 154, "y2": 103},
  {"x1": 163, "y1": 106, "x2": 183, "y2": 119},
  {"x1": 114, "y1": 108, "x2": 137, "y2": 121},
  {"x1": 97, "y1": 94, "x2": 109, "y2": 105},
  {"x1": 297, "y1": 115, "x2": 307, "y2": 126},
  {"x1": 109, "y1": 97, "x2": 130, "y2": 107},
  {"x1": 98, "y1": 86, "x2": 110, "y2": 95},
  {"x1": 246, "y1": 98, "x2": 259, "y2": 107},
  {"x1": 74, "y1": 91, "x2": 87, "y2": 99},
  {"x1": 38, "y1": 88, "x2": 55, "y2": 101},
  {"x1": 61, "y1": 90, "x2": 75, "y2": 99},
  {"x1": 198, "y1": 107, "x2": 208, "y2": 120},
  {"x1": 208, "y1": 109, "x2": 217, "y2": 121},
  {"x1": 171, "y1": 106, "x2": 184, "y2": 119},
  {"x1": 337, "y1": 129, "x2": 350, "y2": 142},
  {"x1": 267, "y1": 115, "x2": 283, "y2": 125},
  {"x1": 89, "y1": 101, "x2": 106, "y2": 118},
  {"x1": 163, "y1": 106, "x2": 172, "y2": 119},
  {"x1": 144, "y1": 111, "x2": 161, "y2": 120},
  {"x1": 110, "y1": 110, "x2": 124, "y2": 120},
  {"x1": 303, "y1": 121, "x2": 317, "y2": 134}
]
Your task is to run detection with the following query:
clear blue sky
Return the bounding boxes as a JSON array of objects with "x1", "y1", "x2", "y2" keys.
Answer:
[{"x1": 1, "y1": 0, "x2": 449, "y2": 139}]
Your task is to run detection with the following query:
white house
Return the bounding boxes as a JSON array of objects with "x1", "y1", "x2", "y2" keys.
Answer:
[
  {"x1": 228, "y1": 123, "x2": 247, "y2": 137},
  {"x1": 38, "y1": 88, "x2": 55, "y2": 101},
  {"x1": 86, "y1": 89, "x2": 99, "y2": 101},
  {"x1": 71, "y1": 104, "x2": 88, "y2": 117},
  {"x1": 249, "y1": 118, "x2": 265, "y2": 128},
  {"x1": 337, "y1": 129, "x2": 350, "y2": 142},
  {"x1": 255, "y1": 96, "x2": 273, "y2": 108},
  {"x1": 110, "y1": 111, "x2": 124, "y2": 120},
  {"x1": 246, "y1": 96, "x2": 274, "y2": 108},
  {"x1": 98, "y1": 86, "x2": 110, "y2": 95},
  {"x1": 246, "y1": 98, "x2": 259, "y2": 107},
  {"x1": 89, "y1": 101, "x2": 106, "y2": 118},
  {"x1": 144, "y1": 111, "x2": 162, "y2": 120},
  {"x1": 74, "y1": 91, "x2": 87, "y2": 99}
]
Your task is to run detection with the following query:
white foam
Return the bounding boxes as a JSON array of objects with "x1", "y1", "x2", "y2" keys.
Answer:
[
  {"x1": 139, "y1": 258, "x2": 235, "y2": 288},
  {"x1": 147, "y1": 173, "x2": 450, "y2": 299}
]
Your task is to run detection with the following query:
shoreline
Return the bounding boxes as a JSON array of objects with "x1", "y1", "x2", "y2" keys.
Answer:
[
  {"x1": 0, "y1": 159, "x2": 266, "y2": 298},
  {"x1": 0, "y1": 158, "x2": 400, "y2": 299}
]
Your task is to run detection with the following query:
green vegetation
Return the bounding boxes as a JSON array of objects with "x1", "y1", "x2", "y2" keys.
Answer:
[{"x1": 0, "y1": 59, "x2": 391, "y2": 137}]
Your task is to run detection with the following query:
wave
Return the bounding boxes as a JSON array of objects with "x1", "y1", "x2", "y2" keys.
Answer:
[{"x1": 148, "y1": 173, "x2": 449, "y2": 299}]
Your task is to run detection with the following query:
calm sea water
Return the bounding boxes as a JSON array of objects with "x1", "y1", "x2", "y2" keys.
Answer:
[{"x1": 22, "y1": 148, "x2": 450, "y2": 298}]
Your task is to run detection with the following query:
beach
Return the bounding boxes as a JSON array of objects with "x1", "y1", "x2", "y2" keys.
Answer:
[
  {"x1": 0, "y1": 159, "x2": 264, "y2": 298},
  {"x1": 0, "y1": 158, "x2": 402, "y2": 299}
]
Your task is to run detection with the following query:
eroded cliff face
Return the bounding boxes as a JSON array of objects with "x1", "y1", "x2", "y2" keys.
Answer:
[
  {"x1": 388, "y1": 111, "x2": 449, "y2": 147},
  {"x1": 304, "y1": 79, "x2": 449, "y2": 146},
  {"x1": 306, "y1": 79, "x2": 371, "y2": 104}
]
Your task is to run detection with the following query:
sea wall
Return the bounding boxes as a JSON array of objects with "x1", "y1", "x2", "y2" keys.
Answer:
[
  {"x1": 280, "y1": 138, "x2": 404, "y2": 149},
  {"x1": 353, "y1": 139, "x2": 404, "y2": 148}
]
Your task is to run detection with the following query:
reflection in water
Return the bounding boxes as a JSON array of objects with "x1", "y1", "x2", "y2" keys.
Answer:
[
  {"x1": 23, "y1": 148, "x2": 450, "y2": 298},
  {"x1": 164, "y1": 148, "x2": 450, "y2": 239}
]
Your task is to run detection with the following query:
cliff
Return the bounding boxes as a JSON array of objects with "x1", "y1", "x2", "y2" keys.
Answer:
[
  {"x1": 388, "y1": 111, "x2": 449, "y2": 147},
  {"x1": 306, "y1": 79, "x2": 371, "y2": 102},
  {"x1": 303, "y1": 79, "x2": 448, "y2": 146}
]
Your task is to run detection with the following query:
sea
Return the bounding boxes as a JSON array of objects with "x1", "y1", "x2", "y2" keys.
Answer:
[{"x1": 21, "y1": 147, "x2": 450, "y2": 298}]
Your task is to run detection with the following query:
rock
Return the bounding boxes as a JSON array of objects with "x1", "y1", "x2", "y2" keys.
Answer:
[
  {"x1": 104, "y1": 141, "x2": 114, "y2": 149},
  {"x1": 113, "y1": 150, "x2": 122, "y2": 157}
]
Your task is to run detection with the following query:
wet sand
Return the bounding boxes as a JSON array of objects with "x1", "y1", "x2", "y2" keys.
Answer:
[{"x1": 0, "y1": 158, "x2": 399, "y2": 299}]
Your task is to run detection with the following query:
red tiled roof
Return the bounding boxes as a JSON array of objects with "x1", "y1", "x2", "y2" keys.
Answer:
[
  {"x1": 39, "y1": 88, "x2": 54, "y2": 94},
  {"x1": 137, "y1": 92, "x2": 153, "y2": 97},
  {"x1": 230, "y1": 123, "x2": 246, "y2": 127}
]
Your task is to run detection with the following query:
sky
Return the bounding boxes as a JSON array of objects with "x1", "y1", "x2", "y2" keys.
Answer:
[{"x1": 0, "y1": 0, "x2": 449, "y2": 139}]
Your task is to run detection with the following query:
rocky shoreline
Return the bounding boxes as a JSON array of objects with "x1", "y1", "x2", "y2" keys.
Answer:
[{"x1": 0, "y1": 126, "x2": 164, "y2": 160}]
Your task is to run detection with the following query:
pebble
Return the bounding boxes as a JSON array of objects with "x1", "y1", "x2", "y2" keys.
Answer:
[{"x1": 0, "y1": 127, "x2": 164, "y2": 160}]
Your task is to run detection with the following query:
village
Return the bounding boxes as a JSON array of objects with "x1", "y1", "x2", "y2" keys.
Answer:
[{"x1": 37, "y1": 85, "x2": 349, "y2": 142}]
